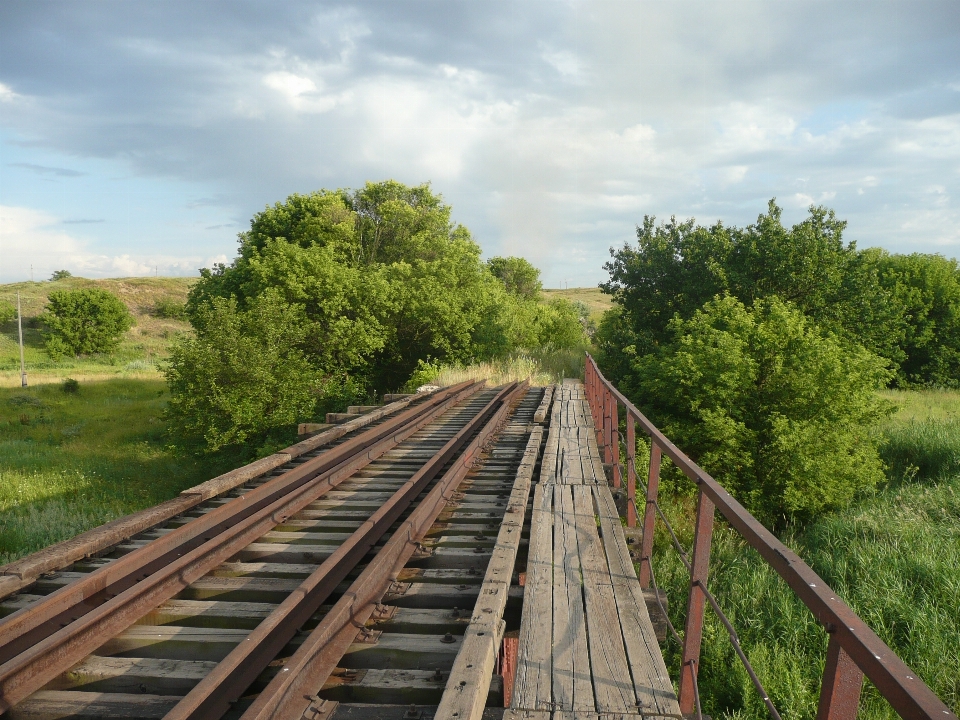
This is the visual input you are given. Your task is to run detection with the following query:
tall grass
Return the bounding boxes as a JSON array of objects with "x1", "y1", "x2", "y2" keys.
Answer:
[
  {"x1": 0, "y1": 379, "x2": 235, "y2": 563},
  {"x1": 644, "y1": 393, "x2": 960, "y2": 719},
  {"x1": 426, "y1": 347, "x2": 587, "y2": 388}
]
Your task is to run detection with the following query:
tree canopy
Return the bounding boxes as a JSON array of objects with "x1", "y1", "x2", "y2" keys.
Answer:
[
  {"x1": 595, "y1": 199, "x2": 960, "y2": 523},
  {"x1": 634, "y1": 296, "x2": 892, "y2": 525},
  {"x1": 168, "y1": 180, "x2": 586, "y2": 452},
  {"x1": 599, "y1": 199, "x2": 960, "y2": 388}
]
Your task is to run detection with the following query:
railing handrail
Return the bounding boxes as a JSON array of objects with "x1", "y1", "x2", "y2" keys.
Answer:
[{"x1": 585, "y1": 353, "x2": 956, "y2": 720}]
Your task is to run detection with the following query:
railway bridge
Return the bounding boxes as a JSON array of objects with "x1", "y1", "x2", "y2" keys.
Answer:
[{"x1": 0, "y1": 358, "x2": 954, "y2": 720}]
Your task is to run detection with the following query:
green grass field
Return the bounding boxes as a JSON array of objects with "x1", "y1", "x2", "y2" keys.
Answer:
[
  {"x1": 0, "y1": 378, "x2": 236, "y2": 563},
  {"x1": 0, "y1": 276, "x2": 193, "y2": 387},
  {"x1": 649, "y1": 390, "x2": 960, "y2": 719}
]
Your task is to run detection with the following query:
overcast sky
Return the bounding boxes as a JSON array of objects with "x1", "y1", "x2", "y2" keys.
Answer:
[{"x1": 1, "y1": 1, "x2": 959, "y2": 286}]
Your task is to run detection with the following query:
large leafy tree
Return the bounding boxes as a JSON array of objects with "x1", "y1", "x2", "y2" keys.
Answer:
[
  {"x1": 598, "y1": 200, "x2": 907, "y2": 383},
  {"x1": 634, "y1": 296, "x2": 892, "y2": 525},
  {"x1": 169, "y1": 181, "x2": 584, "y2": 452}
]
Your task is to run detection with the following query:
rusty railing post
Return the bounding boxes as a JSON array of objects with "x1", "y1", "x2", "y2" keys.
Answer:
[
  {"x1": 602, "y1": 388, "x2": 612, "y2": 465},
  {"x1": 626, "y1": 413, "x2": 637, "y2": 527},
  {"x1": 612, "y1": 399, "x2": 622, "y2": 489},
  {"x1": 679, "y1": 487, "x2": 716, "y2": 714},
  {"x1": 817, "y1": 634, "x2": 864, "y2": 720},
  {"x1": 638, "y1": 441, "x2": 661, "y2": 586}
]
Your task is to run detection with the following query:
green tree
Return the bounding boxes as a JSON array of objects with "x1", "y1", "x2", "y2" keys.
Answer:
[
  {"x1": 165, "y1": 292, "x2": 326, "y2": 452},
  {"x1": 40, "y1": 288, "x2": 133, "y2": 358},
  {"x1": 171, "y1": 180, "x2": 559, "y2": 451},
  {"x1": 872, "y1": 252, "x2": 960, "y2": 387},
  {"x1": 486, "y1": 256, "x2": 543, "y2": 300},
  {"x1": 50, "y1": 270, "x2": 72, "y2": 281},
  {"x1": 634, "y1": 296, "x2": 892, "y2": 525},
  {"x1": 600, "y1": 200, "x2": 903, "y2": 370}
]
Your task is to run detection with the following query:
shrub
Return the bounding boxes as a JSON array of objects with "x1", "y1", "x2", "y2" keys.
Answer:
[
  {"x1": 61, "y1": 378, "x2": 80, "y2": 394},
  {"x1": 634, "y1": 296, "x2": 894, "y2": 525},
  {"x1": 50, "y1": 270, "x2": 72, "y2": 281},
  {"x1": 153, "y1": 298, "x2": 187, "y2": 320},
  {"x1": 0, "y1": 300, "x2": 15, "y2": 324},
  {"x1": 39, "y1": 288, "x2": 133, "y2": 358},
  {"x1": 165, "y1": 292, "x2": 323, "y2": 452}
]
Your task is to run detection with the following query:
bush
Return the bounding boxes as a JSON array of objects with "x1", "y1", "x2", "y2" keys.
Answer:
[
  {"x1": 0, "y1": 300, "x2": 15, "y2": 324},
  {"x1": 50, "y1": 270, "x2": 72, "y2": 281},
  {"x1": 634, "y1": 296, "x2": 893, "y2": 525},
  {"x1": 61, "y1": 378, "x2": 80, "y2": 394},
  {"x1": 153, "y1": 298, "x2": 187, "y2": 320},
  {"x1": 39, "y1": 288, "x2": 133, "y2": 358},
  {"x1": 165, "y1": 292, "x2": 324, "y2": 452}
]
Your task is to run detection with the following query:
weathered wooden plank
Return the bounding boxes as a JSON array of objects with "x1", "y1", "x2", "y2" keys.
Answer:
[
  {"x1": 47, "y1": 655, "x2": 214, "y2": 695},
  {"x1": 534, "y1": 385, "x2": 555, "y2": 424},
  {"x1": 593, "y1": 487, "x2": 681, "y2": 717},
  {"x1": 382, "y1": 581, "x2": 523, "y2": 608},
  {"x1": 572, "y1": 486, "x2": 635, "y2": 714},
  {"x1": 513, "y1": 484, "x2": 553, "y2": 710},
  {"x1": 553, "y1": 486, "x2": 593, "y2": 712},
  {"x1": 8, "y1": 691, "x2": 180, "y2": 720},
  {"x1": 435, "y1": 426, "x2": 543, "y2": 720},
  {"x1": 320, "y1": 667, "x2": 503, "y2": 706},
  {"x1": 340, "y1": 632, "x2": 463, "y2": 670}
]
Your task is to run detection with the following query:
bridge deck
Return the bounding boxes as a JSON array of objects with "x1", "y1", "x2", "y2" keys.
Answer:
[{"x1": 513, "y1": 380, "x2": 680, "y2": 718}]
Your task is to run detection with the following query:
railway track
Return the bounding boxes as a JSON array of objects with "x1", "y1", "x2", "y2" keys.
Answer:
[{"x1": 0, "y1": 381, "x2": 549, "y2": 720}]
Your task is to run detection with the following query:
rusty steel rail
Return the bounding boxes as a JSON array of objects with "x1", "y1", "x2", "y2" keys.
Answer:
[
  {"x1": 163, "y1": 380, "x2": 525, "y2": 720},
  {"x1": 0, "y1": 380, "x2": 482, "y2": 713},
  {"x1": 584, "y1": 353, "x2": 957, "y2": 720},
  {"x1": 241, "y1": 380, "x2": 529, "y2": 720}
]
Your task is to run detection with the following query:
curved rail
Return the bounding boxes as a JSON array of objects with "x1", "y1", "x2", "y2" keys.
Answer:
[{"x1": 585, "y1": 353, "x2": 957, "y2": 720}]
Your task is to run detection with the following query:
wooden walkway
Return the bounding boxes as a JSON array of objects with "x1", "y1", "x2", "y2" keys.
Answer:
[{"x1": 513, "y1": 380, "x2": 680, "y2": 718}]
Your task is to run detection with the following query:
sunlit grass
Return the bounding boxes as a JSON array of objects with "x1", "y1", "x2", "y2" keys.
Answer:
[
  {"x1": 0, "y1": 379, "x2": 235, "y2": 564},
  {"x1": 643, "y1": 391, "x2": 960, "y2": 720},
  {"x1": 428, "y1": 347, "x2": 588, "y2": 388}
]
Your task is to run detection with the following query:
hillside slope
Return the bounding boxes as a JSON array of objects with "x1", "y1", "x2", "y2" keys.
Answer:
[{"x1": 0, "y1": 277, "x2": 194, "y2": 386}]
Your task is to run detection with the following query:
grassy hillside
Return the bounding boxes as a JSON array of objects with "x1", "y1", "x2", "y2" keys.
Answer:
[
  {"x1": 542, "y1": 286, "x2": 612, "y2": 324},
  {"x1": 0, "y1": 276, "x2": 194, "y2": 387}
]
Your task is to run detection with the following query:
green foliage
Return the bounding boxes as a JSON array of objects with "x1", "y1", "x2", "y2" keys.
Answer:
[
  {"x1": 871, "y1": 252, "x2": 960, "y2": 387},
  {"x1": 0, "y1": 300, "x2": 15, "y2": 324},
  {"x1": 153, "y1": 297, "x2": 187, "y2": 320},
  {"x1": 165, "y1": 292, "x2": 323, "y2": 452},
  {"x1": 486, "y1": 256, "x2": 543, "y2": 300},
  {"x1": 0, "y1": 379, "x2": 239, "y2": 564},
  {"x1": 39, "y1": 288, "x2": 133, "y2": 358},
  {"x1": 50, "y1": 270, "x2": 72, "y2": 281},
  {"x1": 634, "y1": 296, "x2": 892, "y2": 524},
  {"x1": 653, "y1": 471, "x2": 960, "y2": 720},
  {"x1": 404, "y1": 358, "x2": 444, "y2": 391},
  {"x1": 173, "y1": 180, "x2": 586, "y2": 452},
  {"x1": 61, "y1": 378, "x2": 80, "y2": 394}
]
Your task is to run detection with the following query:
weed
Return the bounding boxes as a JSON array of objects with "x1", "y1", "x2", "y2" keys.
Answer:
[
  {"x1": 0, "y1": 379, "x2": 236, "y2": 563},
  {"x1": 61, "y1": 378, "x2": 80, "y2": 394}
]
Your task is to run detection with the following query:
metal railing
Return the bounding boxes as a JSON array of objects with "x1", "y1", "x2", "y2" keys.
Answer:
[{"x1": 584, "y1": 353, "x2": 957, "y2": 720}]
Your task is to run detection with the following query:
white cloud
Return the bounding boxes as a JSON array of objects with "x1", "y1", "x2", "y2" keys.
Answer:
[
  {"x1": 0, "y1": 205, "x2": 216, "y2": 282},
  {"x1": 0, "y1": 82, "x2": 17, "y2": 102}
]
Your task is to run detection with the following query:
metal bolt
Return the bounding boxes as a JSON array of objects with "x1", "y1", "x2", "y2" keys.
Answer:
[{"x1": 441, "y1": 632, "x2": 456, "y2": 643}]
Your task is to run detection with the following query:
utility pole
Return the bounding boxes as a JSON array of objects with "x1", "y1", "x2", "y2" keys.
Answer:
[{"x1": 17, "y1": 291, "x2": 27, "y2": 387}]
